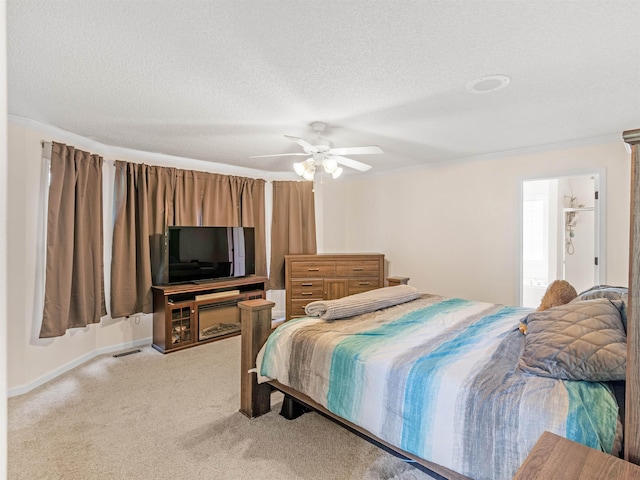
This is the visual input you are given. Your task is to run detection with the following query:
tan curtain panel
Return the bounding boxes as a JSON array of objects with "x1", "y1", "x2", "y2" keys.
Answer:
[
  {"x1": 269, "y1": 181, "x2": 317, "y2": 289},
  {"x1": 174, "y1": 169, "x2": 201, "y2": 226},
  {"x1": 110, "y1": 162, "x2": 267, "y2": 318},
  {"x1": 110, "y1": 162, "x2": 175, "y2": 318},
  {"x1": 239, "y1": 178, "x2": 267, "y2": 280},
  {"x1": 201, "y1": 173, "x2": 267, "y2": 279},
  {"x1": 41, "y1": 142, "x2": 107, "y2": 338},
  {"x1": 201, "y1": 173, "x2": 238, "y2": 226}
]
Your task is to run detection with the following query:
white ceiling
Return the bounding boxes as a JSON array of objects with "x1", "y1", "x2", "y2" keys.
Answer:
[{"x1": 7, "y1": 1, "x2": 640, "y2": 176}]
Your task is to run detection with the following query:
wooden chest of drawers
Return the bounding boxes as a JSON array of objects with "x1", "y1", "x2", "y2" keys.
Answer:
[{"x1": 284, "y1": 254, "x2": 385, "y2": 321}]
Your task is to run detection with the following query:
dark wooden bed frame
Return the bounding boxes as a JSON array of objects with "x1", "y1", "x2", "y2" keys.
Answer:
[{"x1": 239, "y1": 128, "x2": 640, "y2": 479}]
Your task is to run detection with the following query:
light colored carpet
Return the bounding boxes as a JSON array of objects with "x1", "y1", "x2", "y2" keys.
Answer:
[{"x1": 8, "y1": 336, "x2": 438, "y2": 480}]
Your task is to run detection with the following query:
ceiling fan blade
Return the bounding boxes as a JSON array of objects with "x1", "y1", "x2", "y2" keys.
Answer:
[
  {"x1": 328, "y1": 145, "x2": 383, "y2": 156},
  {"x1": 284, "y1": 135, "x2": 319, "y2": 153},
  {"x1": 331, "y1": 155, "x2": 372, "y2": 172},
  {"x1": 249, "y1": 152, "x2": 309, "y2": 158}
]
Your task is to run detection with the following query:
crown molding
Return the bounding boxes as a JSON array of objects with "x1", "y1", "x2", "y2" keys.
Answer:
[
  {"x1": 359, "y1": 133, "x2": 625, "y2": 180},
  {"x1": 10, "y1": 115, "x2": 626, "y2": 182},
  {"x1": 8, "y1": 115, "x2": 299, "y2": 181}
]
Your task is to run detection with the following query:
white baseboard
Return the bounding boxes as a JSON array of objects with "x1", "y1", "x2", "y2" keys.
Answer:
[{"x1": 7, "y1": 337, "x2": 152, "y2": 398}]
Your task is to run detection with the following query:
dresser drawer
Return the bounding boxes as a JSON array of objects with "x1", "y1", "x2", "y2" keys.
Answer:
[
  {"x1": 290, "y1": 261, "x2": 336, "y2": 278},
  {"x1": 336, "y1": 260, "x2": 380, "y2": 277},
  {"x1": 291, "y1": 299, "x2": 315, "y2": 317},
  {"x1": 291, "y1": 280, "x2": 324, "y2": 299},
  {"x1": 348, "y1": 278, "x2": 380, "y2": 295}
]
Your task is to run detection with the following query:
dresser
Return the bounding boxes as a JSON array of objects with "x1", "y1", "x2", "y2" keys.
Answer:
[{"x1": 284, "y1": 253, "x2": 385, "y2": 321}]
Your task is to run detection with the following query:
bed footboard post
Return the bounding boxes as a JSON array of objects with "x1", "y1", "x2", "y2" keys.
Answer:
[
  {"x1": 624, "y1": 128, "x2": 640, "y2": 464},
  {"x1": 239, "y1": 299, "x2": 275, "y2": 419}
]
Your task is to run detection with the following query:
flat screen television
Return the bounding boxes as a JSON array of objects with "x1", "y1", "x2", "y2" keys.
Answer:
[{"x1": 163, "y1": 226, "x2": 256, "y2": 284}]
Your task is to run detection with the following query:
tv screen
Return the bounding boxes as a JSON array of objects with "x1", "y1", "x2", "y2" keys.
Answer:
[{"x1": 165, "y1": 226, "x2": 255, "y2": 284}]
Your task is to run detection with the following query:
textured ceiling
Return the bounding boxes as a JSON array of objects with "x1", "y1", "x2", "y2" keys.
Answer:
[{"x1": 7, "y1": 0, "x2": 640, "y2": 176}]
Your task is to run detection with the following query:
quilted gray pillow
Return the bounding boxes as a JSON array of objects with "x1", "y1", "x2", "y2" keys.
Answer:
[
  {"x1": 519, "y1": 298, "x2": 627, "y2": 381},
  {"x1": 571, "y1": 285, "x2": 628, "y2": 332}
]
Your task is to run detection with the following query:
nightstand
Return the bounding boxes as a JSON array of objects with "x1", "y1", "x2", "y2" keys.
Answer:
[
  {"x1": 513, "y1": 431, "x2": 640, "y2": 479},
  {"x1": 387, "y1": 276, "x2": 410, "y2": 287}
]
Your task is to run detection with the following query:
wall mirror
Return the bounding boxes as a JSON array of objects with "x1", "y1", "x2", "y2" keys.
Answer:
[{"x1": 519, "y1": 172, "x2": 604, "y2": 308}]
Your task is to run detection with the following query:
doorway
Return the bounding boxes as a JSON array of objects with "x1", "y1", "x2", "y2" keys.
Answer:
[{"x1": 520, "y1": 172, "x2": 603, "y2": 308}]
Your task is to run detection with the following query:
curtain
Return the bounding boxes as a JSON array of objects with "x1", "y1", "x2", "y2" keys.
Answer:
[
  {"x1": 201, "y1": 173, "x2": 238, "y2": 226},
  {"x1": 269, "y1": 181, "x2": 317, "y2": 289},
  {"x1": 110, "y1": 162, "x2": 267, "y2": 318},
  {"x1": 41, "y1": 142, "x2": 107, "y2": 338},
  {"x1": 199, "y1": 172, "x2": 267, "y2": 278},
  {"x1": 239, "y1": 177, "x2": 267, "y2": 281},
  {"x1": 174, "y1": 169, "x2": 200, "y2": 226},
  {"x1": 110, "y1": 162, "x2": 175, "y2": 318}
]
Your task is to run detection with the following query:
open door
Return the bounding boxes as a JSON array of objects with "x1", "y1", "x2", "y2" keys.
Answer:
[{"x1": 520, "y1": 173, "x2": 603, "y2": 308}]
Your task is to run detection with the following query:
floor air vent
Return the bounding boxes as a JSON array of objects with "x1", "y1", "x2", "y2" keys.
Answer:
[{"x1": 113, "y1": 349, "x2": 142, "y2": 358}]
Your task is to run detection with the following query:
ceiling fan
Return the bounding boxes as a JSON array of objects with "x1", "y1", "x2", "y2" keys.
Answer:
[{"x1": 250, "y1": 121, "x2": 383, "y2": 180}]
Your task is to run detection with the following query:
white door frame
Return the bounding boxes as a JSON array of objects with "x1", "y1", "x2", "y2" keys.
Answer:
[{"x1": 517, "y1": 168, "x2": 606, "y2": 306}]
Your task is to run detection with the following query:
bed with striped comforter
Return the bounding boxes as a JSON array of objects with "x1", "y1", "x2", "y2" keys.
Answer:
[{"x1": 258, "y1": 294, "x2": 620, "y2": 480}]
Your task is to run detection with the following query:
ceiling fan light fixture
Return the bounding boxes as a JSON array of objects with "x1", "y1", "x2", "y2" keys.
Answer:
[
  {"x1": 293, "y1": 161, "x2": 306, "y2": 176},
  {"x1": 322, "y1": 158, "x2": 338, "y2": 174},
  {"x1": 254, "y1": 122, "x2": 379, "y2": 180},
  {"x1": 302, "y1": 165, "x2": 315, "y2": 181}
]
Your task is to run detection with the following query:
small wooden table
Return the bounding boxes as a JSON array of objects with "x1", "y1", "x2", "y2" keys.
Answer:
[
  {"x1": 387, "y1": 276, "x2": 410, "y2": 287},
  {"x1": 513, "y1": 431, "x2": 640, "y2": 479}
]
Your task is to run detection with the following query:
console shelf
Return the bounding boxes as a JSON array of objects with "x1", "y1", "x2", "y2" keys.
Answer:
[{"x1": 151, "y1": 276, "x2": 267, "y2": 353}]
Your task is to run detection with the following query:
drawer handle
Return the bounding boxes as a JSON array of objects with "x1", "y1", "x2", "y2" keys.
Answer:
[
  {"x1": 301, "y1": 292, "x2": 314, "y2": 296},
  {"x1": 352, "y1": 267, "x2": 364, "y2": 271},
  {"x1": 307, "y1": 268, "x2": 320, "y2": 271},
  {"x1": 358, "y1": 282, "x2": 370, "y2": 286},
  {"x1": 301, "y1": 283, "x2": 313, "y2": 286}
]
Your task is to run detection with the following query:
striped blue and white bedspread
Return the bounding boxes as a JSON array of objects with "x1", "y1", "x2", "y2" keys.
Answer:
[{"x1": 259, "y1": 295, "x2": 620, "y2": 480}]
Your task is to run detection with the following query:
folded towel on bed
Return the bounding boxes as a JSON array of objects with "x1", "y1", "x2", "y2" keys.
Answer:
[{"x1": 304, "y1": 285, "x2": 420, "y2": 320}]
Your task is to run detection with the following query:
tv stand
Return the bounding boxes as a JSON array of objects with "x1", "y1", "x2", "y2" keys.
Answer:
[{"x1": 151, "y1": 276, "x2": 267, "y2": 353}]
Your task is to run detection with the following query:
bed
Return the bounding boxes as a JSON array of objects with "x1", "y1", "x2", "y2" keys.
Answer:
[{"x1": 239, "y1": 128, "x2": 640, "y2": 480}]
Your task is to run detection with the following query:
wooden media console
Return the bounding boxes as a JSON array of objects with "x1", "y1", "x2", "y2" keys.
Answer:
[{"x1": 151, "y1": 275, "x2": 267, "y2": 353}]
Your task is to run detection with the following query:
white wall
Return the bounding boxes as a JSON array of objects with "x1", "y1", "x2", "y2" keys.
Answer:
[
  {"x1": 318, "y1": 141, "x2": 630, "y2": 306},
  {"x1": 6, "y1": 118, "x2": 293, "y2": 395},
  {"x1": 1, "y1": 1, "x2": 8, "y2": 473}
]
